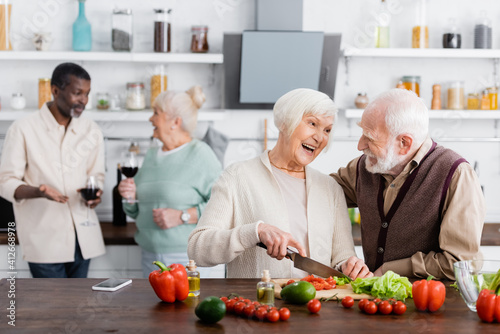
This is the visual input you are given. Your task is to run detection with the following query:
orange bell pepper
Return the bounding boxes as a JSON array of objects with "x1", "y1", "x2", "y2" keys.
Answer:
[
  {"x1": 412, "y1": 276, "x2": 446, "y2": 312},
  {"x1": 149, "y1": 261, "x2": 189, "y2": 303}
]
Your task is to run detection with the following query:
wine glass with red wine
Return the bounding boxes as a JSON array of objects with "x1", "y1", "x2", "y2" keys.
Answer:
[
  {"x1": 121, "y1": 152, "x2": 139, "y2": 203},
  {"x1": 80, "y1": 176, "x2": 99, "y2": 227}
]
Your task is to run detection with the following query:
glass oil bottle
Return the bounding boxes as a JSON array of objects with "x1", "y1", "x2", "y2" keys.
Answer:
[
  {"x1": 257, "y1": 270, "x2": 274, "y2": 306},
  {"x1": 187, "y1": 260, "x2": 200, "y2": 297}
]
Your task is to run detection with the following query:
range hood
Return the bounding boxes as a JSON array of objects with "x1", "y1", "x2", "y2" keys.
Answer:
[{"x1": 223, "y1": 0, "x2": 341, "y2": 109}]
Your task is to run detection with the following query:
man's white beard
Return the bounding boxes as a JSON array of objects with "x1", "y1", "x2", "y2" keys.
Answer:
[
  {"x1": 364, "y1": 142, "x2": 402, "y2": 174},
  {"x1": 70, "y1": 108, "x2": 80, "y2": 118}
]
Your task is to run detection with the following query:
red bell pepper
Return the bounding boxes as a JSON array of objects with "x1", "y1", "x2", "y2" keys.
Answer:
[
  {"x1": 476, "y1": 270, "x2": 500, "y2": 323},
  {"x1": 412, "y1": 276, "x2": 446, "y2": 312},
  {"x1": 149, "y1": 261, "x2": 189, "y2": 303}
]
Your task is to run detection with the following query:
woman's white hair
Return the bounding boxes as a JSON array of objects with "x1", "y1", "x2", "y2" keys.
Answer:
[
  {"x1": 153, "y1": 85, "x2": 206, "y2": 136},
  {"x1": 274, "y1": 88, "x2": 338, "y2": 149},
  {"x1": 365, "y1": 88, "x2": 429, "y2": 145}
]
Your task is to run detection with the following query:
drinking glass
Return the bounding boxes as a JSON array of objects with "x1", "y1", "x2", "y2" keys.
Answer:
[
  {"x1": 121, "y1": 152, "x2": 139, "y2": 203},
  {"x1": 80, "y1": 176, "x2": 99, "y2": 227}
]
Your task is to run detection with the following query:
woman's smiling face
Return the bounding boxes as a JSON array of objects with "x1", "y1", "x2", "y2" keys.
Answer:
[{"x1": 286, "y1": 114, "x2": 334, "y2": 167}]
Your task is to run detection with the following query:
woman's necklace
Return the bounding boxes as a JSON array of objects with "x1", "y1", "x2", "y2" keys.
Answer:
[{"x1": 269, "y1": 159, "x2": 305, "y2": 173}]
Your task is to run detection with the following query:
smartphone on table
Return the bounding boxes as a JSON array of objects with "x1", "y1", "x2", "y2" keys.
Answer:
[{"x1": 92, "y1": 278, "x2": 132, "y2": 291}]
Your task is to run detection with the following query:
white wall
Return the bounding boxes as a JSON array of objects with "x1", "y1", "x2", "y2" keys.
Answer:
[{"x1": 1, "y1": 0, "x2": 499, "y2": 221}]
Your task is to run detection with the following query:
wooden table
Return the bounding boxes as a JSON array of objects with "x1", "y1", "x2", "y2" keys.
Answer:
[{"x1": 0, "y1": 278, "x2": 498, "y2": 333}]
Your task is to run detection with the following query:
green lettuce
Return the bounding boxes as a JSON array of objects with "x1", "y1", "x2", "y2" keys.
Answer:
[
  {"x1": 333, "y1": 276, "x2": 351, "y2": 286},
  {"x1": 350, "y1": 270, "x2": 413, "y2": 300}
]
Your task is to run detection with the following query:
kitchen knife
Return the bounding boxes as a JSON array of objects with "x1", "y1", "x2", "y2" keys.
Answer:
[{"x1": 256, "y1": 242, "x2": 352, "y2": 281}]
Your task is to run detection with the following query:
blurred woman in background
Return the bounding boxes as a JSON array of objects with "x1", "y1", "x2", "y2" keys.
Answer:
[{"x1": 119, "y1": 86, "x2": 221, "y2": 277}]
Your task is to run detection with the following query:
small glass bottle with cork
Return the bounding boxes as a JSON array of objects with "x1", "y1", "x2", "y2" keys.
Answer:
[
  {"x1": 256, "y1": 269, "x2": 274, "y2": 306},
  {"x1": 186, "y1": 260, "x2": 200, "y2": 297}
]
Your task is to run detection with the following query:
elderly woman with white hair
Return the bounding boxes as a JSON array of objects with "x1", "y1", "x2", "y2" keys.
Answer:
[
  {"x1": 119, "y1": 86, "x2": 221, "y2": 277},
  {"x1": 188, "y1": 88, "x2": 372, "y2": 279}
]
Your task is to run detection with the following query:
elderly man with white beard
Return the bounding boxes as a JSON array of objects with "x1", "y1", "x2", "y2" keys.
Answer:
[{"x1": 331, "y1": 88, "x2": 485, "y2": 280}]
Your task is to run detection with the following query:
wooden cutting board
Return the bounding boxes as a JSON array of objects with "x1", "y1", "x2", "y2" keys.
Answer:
[{"x1": 272, "y1": 278, "x2": 372, "y2": 301}]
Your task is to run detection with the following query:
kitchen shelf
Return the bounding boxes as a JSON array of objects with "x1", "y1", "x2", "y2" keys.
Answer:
[
  {"x1": 342, "y1": 48, "x2": 500, "y2": 59},
  {"x1": 344, "y1": 108, "x2": 500, "y2": 119},
  {"x1": 0, "y1": 109, "x2": 226, "y2": 122},
  {"x1": 0, "y1": 51, "x2": 224, "y2": 64}
]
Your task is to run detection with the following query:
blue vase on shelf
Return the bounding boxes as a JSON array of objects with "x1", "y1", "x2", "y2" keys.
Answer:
[{"x1": 72, "y1": 0, "x2": 92, "y2": 51}]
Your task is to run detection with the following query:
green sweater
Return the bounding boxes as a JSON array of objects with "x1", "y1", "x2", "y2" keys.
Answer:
[{"x1": 123, "y1": 139, "x2": 221, "y2": 253}]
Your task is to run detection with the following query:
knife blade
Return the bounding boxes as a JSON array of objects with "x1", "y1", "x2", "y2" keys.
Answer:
[{"x1": 257, "y1": 242, "x2": 351, "y2": 281}]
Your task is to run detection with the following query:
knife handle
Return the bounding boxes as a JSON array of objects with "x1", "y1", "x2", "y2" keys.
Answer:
[{"x1": 256, "y1": 242, "x2": 295, "y2": 260}]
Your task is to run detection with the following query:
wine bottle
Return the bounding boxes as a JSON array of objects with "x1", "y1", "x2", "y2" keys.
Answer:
[{"x1": 112, "y1": 164, "x2": 127, "y2": 226}]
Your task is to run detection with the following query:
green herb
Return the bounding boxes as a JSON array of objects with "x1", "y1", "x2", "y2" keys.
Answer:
[
  {"x1": 350, "y1": 270, "x2": 413, "y2": 301},
  {"x1": 98, "y1": 99, "x2": 108, "y2": 105},
  {"x1": 333, "y1": 276, "x2": 351, "y2": 286},
  {"x1": 487, "y1": 269, "x2": 500, "y2": 291},
  {"x1": 450, "y1": 281, "x2": 459, "y2": 291}
]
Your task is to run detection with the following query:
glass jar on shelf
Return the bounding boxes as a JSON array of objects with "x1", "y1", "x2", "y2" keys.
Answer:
[
  {"x1": 354, "y1": 93, "x2": 369, "y2": 109},
  {"x1": 442, "y1": 18, "x2": 461, "y2": 49},
  {"x1": 150, "y1": 65, "x2": 167, "y2": 107},
  {"x1": 474, "y1": 11, "x2": 492, "y2": 49},
  {"x1": 10, "y1": 93, "x2": 26, "y2": 110},
  {"x1": 109, "y1": 94, "x2": 121, "y2": 110},
  {"x1": 126, "y1": 82, "x2": 146, "y2": 110},
  {"x1": 446, "y1": 81, "x2": 465, "y2": 110},
  {"x1": 38, "y1": 78, "x2": 52, "y2": 109},
  {"x1": 401, "y1": 76, "x2": 421, "y2": 96},
  {"x1": 112, "y1": 8, "x2": 133, "y2": 52},
  {"x1": 412, "y1": 0, "x2": 428, "y2": 48},
  {"x1": 191, "y1": 25, "x2": 209, "y2": 53},
  {"x1": 467, "y1": 93, "x2": 480, "y2": 110},
  {"x1": 154, "y1": 8, "x2": 171, "y2": 53},
  {"x1": 487, "y1": 87, "x2": 498, "y2": 110},
  {"x1": 480, "y1": 90, "x2": 490, "y2": 110},
  {"x1": 96, "y1": 92, "x2": 109, "y2": 110}
]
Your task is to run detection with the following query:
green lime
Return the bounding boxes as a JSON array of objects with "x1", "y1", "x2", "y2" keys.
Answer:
[
  {"x1": 195, "y1": 296, "x2": 226, "y2": 324},
  {"x1": 280, "y1": 281, "x2": 316, "y2": 304}
]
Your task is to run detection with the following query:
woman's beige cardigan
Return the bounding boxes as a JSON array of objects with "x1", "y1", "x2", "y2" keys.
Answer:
[{"x1": 188, "y1": 151, "x2": 356, "y2": 278}]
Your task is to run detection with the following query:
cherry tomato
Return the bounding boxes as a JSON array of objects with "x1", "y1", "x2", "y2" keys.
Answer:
[
  {"x1": 358, "y1": 299, "x2": 369, "y2": 311},
  {"x1": 251, "y1": 301, "x2": 261, "y2": 307},
  {"x1": 279, "y1": 307, "x2": 291, "y2": 321},
  {"x1": 255, "y1": 307, "x2": 268, "y2": 321},
  {"x1": 363, "y1": 301, "x2": 378, "y2": 315},
  {"x1": 266, "y1": 309, "x2": 280, "y2": 322},
  {"x1": 378, "y1": 301, "x2": 393, "y2": 315},
  {"x1": 242, "y1": 298, "x2": 251, "y2": 304},
  {"x1": 225, "y1": 299, "x2": 237, "y2": 313},
  {"x1": 307, "y1": 299, "x2": 321, "y2": 314},
  {"x1": 392, "y1": 301, "x2": 407, "y2": 315},
  {"x1": 243, "y1": 304, "x2": 256, "y2": 318},
  {"x1": 260, "y1": 305, "x2": 270, "y2": 311},
  {"x1": 373, "y1": 298, "x2": 381, "y2": 304},
  {"x1": 341, "y1": 296, "x2": 355, "y2": 309},
  {"x1": 234, "y1": 301, "x2": 246, "y2": 315},
  {"x1": 220, "y1": 296, "x2": 228, "y2": 302},
  {"x1": 286, "y1": 279, "x2": 296, "y2": 285}
]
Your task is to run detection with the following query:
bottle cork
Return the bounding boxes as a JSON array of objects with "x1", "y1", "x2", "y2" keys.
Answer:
[
  {"x1": 261, "y1": 270, "x2": 271, "y2": 282},
  {"x1": 431, "y1": 84, "x2": 441, "y2": 110},
  {"x1": 187, "y1": 259, "x2": 197, "y2": 271}
]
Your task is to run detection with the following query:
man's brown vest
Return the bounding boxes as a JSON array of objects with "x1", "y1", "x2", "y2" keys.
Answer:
[{"x1": 356, "y1": 141, "x2": 467, "y2": 271}]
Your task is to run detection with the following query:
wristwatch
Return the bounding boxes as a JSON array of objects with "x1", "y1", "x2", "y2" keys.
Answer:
[{"x1": 181, "y1": 210, "x2": 191, "y2": 224}]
